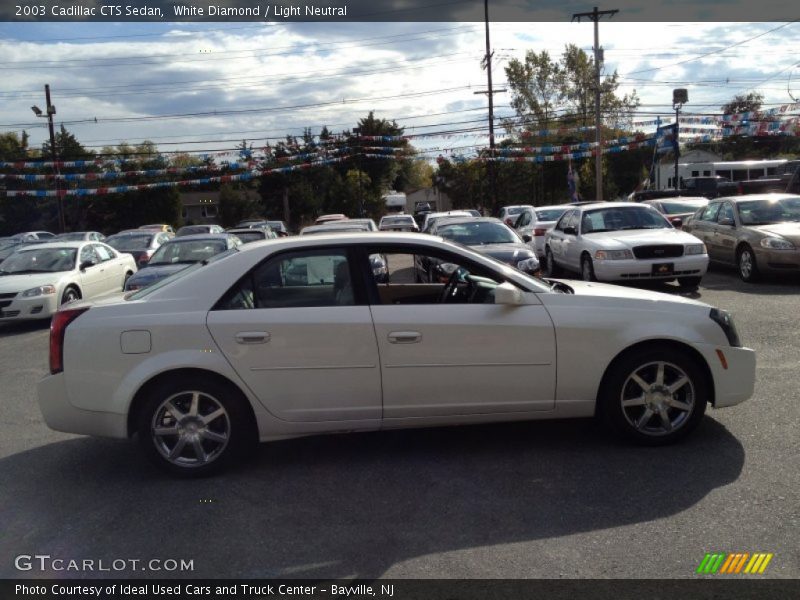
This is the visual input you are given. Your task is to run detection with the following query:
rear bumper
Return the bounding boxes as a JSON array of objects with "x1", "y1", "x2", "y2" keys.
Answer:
[
  {"x1": 695, "y1": 343, "x2": 756, "y2": 408},
  {"x1": 37, "y1": 373, "x2": 128, "y2": 438}
]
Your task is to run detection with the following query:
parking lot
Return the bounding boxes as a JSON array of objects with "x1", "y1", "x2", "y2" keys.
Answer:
[{"x1": 0, "y1": 267, "x2": 797, "y2": 579}]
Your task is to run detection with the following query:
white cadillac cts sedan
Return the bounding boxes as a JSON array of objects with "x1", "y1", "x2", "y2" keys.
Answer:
[
  {"x1": 545, "y1": 202, "x2": 709, "y2": 288},
  {"x1": 0, "y1": 241, "x2": 137, "y2": 321},
  {"x1": 37, "y1": 233, "x2": 755, "y2": 476}
]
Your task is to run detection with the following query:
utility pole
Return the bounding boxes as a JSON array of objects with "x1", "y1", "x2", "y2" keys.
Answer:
[
  {"x1": 473, "y1": 0, "x2": 505, "y2": 215},
  {"x1": 32, "y1": 85, "x2": 65, "y2": 232},
  {"x1": 572, "y1": 6, "x2": 618, "y2": 202}
]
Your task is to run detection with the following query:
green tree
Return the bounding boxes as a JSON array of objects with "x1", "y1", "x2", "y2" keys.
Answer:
[
  {"x1": 721, "y1": 92, "x2": 763, "y2": 116},
  {"x1": 218, "y1": 183, "x2": 261, "y2": 227},
  {"x1": 504, "y1": 50, "x2": 565, "y2": 129}
]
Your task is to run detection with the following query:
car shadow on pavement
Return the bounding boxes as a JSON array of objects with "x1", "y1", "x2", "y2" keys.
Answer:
[
  {"x1": 0, "y1": 417, "x2": 744, "y2": 579},
  {"x1": 0, "y1": 319, "x2": 50, "y2": 338}
]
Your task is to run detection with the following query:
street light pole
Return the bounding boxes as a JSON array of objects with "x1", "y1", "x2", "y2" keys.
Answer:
[
  {"x1": 33, "y1": 84, "x2": 65, "y2": 232},
  {"x1": 672, "y1": 88, "x2": 688, "y2": 191},
  {"x1": 572, "y1": 7, "x2": 618, "y2": 202}
]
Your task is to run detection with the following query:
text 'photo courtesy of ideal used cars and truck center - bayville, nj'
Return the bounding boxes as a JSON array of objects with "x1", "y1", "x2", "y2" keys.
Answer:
[{"x1": 0, "y1": 0, "x2": 799, "y2": 598}]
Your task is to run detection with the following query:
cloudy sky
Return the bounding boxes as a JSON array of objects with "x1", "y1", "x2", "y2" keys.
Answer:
[{"x1": 0, "y1": 19, "x2": 798, "y2": 161}]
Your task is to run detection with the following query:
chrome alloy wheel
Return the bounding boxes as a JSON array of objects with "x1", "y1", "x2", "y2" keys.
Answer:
[
  {"x1": 739, "y1": 249, "x2": 754, "y2": 279},
  {"x1": 620, "y1": 361, "x2": 695, "y2": 436},
  {"x1": 151, "y1": 390, "x2": 231, "y2": 467}
]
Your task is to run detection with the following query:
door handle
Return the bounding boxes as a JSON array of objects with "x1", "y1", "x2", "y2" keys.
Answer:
[
  {"x1": 235, "y1": 331, "x2": 270, "y2": 344},
  {"x1": 388, "y1": 331, "x2": 422, "y2": 344}
]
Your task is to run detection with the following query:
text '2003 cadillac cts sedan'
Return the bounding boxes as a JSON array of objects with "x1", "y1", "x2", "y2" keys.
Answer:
[{"x1": 37, "y1": 233, "x2": 756, "y2": 476}]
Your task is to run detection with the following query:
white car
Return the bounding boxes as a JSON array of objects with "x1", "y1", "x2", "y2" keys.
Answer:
[
  {"x1": 0, "y1": 241, "x2": 137, "y2": 321},
  {"x1": 499, "y1": 205, "x2": 535, "y2": 227},
  {"x1": 545, "y1": 202, "x2": 709, "y2": 288},
  {"x1": 420, "y1": 210, "x2": 475, "y2": 233},
  {"x1": 379, "y1": 214, "x2": 419, "y2": 232},
  {"x1": 37, "y1": 233, "x2": 754, "y2": 476},
  {"x1": 515, "y1": 205, "x2": 571, "y2": 258}
]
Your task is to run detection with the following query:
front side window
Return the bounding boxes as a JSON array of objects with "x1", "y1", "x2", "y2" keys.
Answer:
[
  {"x1": 216, "y1": 249, "x2": 355, "y2": 310},
  {"x1": 716, "y1": 203, "x2": 735, "y2": 224},
  {"x1": 698, "y1": 203, "x2": 721, "y2": 222},
  {"x1": 80, "y1": 245, "x2": 99, "y2": 265}
]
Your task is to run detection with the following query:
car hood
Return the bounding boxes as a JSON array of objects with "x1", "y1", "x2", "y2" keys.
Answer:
[
  {"x1": 584, "y1": 228, "x2": 701, "y2": 248},
  {"x1": 545, "y1": 278, "x2": 710, "y2": 309},
  {"x1": 470, "y1": 243, "x2": 535, "y2": 263},
  {"x1": 751, "y1": 222, "x2": 800, "y2": 244},
  {"x1": 0, "y1": 272, "x2": 70, "y2": 293},
  {"x1": 127, "y1": 263, "x2": 190, "y2": 283}
]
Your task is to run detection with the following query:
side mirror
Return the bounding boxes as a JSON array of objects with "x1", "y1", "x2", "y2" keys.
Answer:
[
  {"x1": 719, "y1": 217, "x2": 735, "y2": 227},
  {"x1": 79, "y1": 259, "x2": 96, "y2": 271},
  {"x1": 669, "y1": 217, "x2": 683, "y2": 228},
  {"x1": 563, "y1": 226, "x2": 577, "y2": 235},
  {"x1": 494, "y1": 282, "x2": 525, "y2": 306},
  {"x1": 522, "y1": 234, "x2": 533, "y2": 243}
]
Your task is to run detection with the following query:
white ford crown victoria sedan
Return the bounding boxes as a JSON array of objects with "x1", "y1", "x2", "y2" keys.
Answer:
[
  {"x1": 545, "y1": 202, "x2": 709, "y2": 288},
  {"x1": 37, "y1": 233, "x2": 755, "y2": 476}
]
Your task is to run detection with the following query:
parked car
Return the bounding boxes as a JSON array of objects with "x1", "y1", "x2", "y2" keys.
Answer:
[
  {"x1": 545, "y1": 202, "x2": 708, "y2": 288},
  {"x1": 55, "y1": 231, "x2": 106, "y2": 242},
  {"x1": 105, "y1": 230, "x2": 173, "y2": 267},
  {"x1": 682, "y1": 194, "x2": 800, "y2": 282},
  {"x1": 225, "y1": 227, "x2": 277, "y2": 244},
  {"x1": 9, "y1": 231, "x2": 56, "y2": 242},
  {"x1": 515, "y1": 205, "x2": 571, "y2": 258},
  {"x1": 641, "y1": 197, "x2": 710, "y2": 228},
  {"x1": 314, "y1": 214, "x2": 348, "y2": 225},
  {"x1": 379, "y1": 214, "x2": 419, "y2": 232},
  {"x1": 347, "y1": 218, "x2": 379, "y2": 231},
  {"x1": 123, "y1": 234, "x2": 241, "y2": 292},
  {"x1": 37, "y1": 232, "x2": 754, "y2": 476},
  {"x1": 138, "y1": 224, "x2": 175, "y2": 234},
  {"x1": 266, "y1": 221, "x2": 290, "y2": 237},
  {"x1": 420, "y1": 210, "x2": 475, "y2": 233},
  {"x1": 427, "y1": 217, "x2": 540, "y2": 278},
  {"x1": 176, "y1": 224, "x2": 225, "y2": 237},
  {"x1": 300, "y1": 223, "x2": 372, "y2": 235},
  {"x1": 236, "y1": 219, "x2": 269, "y2": 228},
  {"x1": 0, "y1": 241, "x2": 136, "y2": 321},
  {"x1": 499, "y1": 205, "x2": 535, "y2": 227}
]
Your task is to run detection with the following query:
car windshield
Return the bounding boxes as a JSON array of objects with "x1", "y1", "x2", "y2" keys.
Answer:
[
  {"x1": 177, "y1": 226, "x2": 209, "y2": 235},
  {"x1": 233, "y1": 231, "x2": 265, "y2": 243},
  {"x1": 737, "y1": 197, "x2": 800, "y2": 225},
  {"x1": 382, "y1": 216, "x2": 413, "y2": 225},
  {"x1": 536, "y1": 208, "x2": 567, "y2": 221},
  {"x1": 106, "y1": 234, "x2": 153, "y2": 249},
  {"x1": 149, "y1": 240, "x2": 228, "y2": 265},
  {"x1": 56, "y1": 232, "x2": 89, "y2": 241},
  {"x1": 267, "y1": 221, "x2": 285, "y2": 231},
  {"x1": 581, "y1": 207, "x2": 670, "y2": 233},
  {"x1": 506, "y1": 207, "x2": 525, "y2": 215},
  {"x1": 127, "y1": 248, "x2": 237, "y2": 299},
  {"x1": 660, "y1": 200, "x2": 709, "y2": 214},
  {"x1": 302, "y1": 225, "x2": 369, "y2": 235},
  {"x1": 437, "y1": 221, "x2": 519, "y2": 245},
  {"x1": 0, "y1": 247, "x2": 77, "y2": 274}
]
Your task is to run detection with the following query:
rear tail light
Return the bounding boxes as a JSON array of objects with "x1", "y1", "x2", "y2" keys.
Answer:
[
  {"x1": 138, "y1": 250, "x2": 154, "y2": 265},
  {"x1": 533, "y1": 228, "x2": 548, "y2": 237},
  {"x1": 49, "y1": 307, "x2": 90, "y2": 374}
]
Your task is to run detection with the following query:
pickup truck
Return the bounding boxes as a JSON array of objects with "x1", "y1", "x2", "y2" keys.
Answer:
[{"x1": 735, "y1": 160, "x2": 800, "y2": 195}]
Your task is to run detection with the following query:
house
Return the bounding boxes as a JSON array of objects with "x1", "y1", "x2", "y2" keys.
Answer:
[{"x1": 179, "y1": 192, "x2": 220, "y2": 224}]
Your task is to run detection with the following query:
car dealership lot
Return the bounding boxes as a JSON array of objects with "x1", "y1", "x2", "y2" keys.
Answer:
[{"x1": 0, "y1": 269, "x2": 797, "y2": 579}]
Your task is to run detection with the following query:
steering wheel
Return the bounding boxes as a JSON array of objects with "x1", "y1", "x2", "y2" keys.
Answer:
[{"x1": 438, "y1": 269, "x2": 461, "y2": 304}]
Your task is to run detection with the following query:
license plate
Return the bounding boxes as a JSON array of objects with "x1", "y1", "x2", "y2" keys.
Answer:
[{"x1": 652, "y1": 262, "x2": 674, "y2": 276}]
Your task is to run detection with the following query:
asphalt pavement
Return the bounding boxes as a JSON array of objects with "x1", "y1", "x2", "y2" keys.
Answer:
[{"x1": 0, "y1": 267, "x2": 797, "y2": 579}]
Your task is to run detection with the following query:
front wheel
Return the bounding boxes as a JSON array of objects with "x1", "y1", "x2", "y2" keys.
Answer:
[
  {"x1": 580, "y1": 255, "x2": 597, "y2": 282},
  {"x1": 737, "y1": 245, "x2": 760, "y2": 282},
  {"x1": 545, "y1": 247, "x2": 561, "y2": 277},
  {"x1": 601, "y1": 348, "x2": 708, "y2": 445},
  {"x1": 137, "y1": 375, "x2": 255, "y2": 477},
  {"x1": 60, "y1": 286, "x2": 81, "y2": 307}
]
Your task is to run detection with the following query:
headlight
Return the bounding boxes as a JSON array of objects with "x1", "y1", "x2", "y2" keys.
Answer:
[
  {"x1": 516, "y1": 257, "x2": 540, "y2": 272},
  {"x1": 709, "y1": 308, "x2": 741, "y2": 347},
  {"x1": 760, "y1": 237, "x2": 795, "y2": 250},
  {"x1": 595, "y1": 249, "x2": 633, "y2": 260},
  {"x1": 21, "y1": 284, "x2": 56, "y2": 297},
  {"x1": 685, "y1": 243, "x2": 707, "y2": 255}
]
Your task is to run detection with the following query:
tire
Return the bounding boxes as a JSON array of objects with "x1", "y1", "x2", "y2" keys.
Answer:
[
  {"x1": 737, "y1": 245, "x2": 760, "y2": 282},
  {"x1": 580, "y1": 254, "x2": 597, "y2": 282},
  {"x1": 545, "y1": 247, "x2": 561, "y2": 277},
  {"x1": 136, "y1": 374, "x2": 256, "y2": 477},
  {"x1": 677, "y1": 276, "x2": 702, "y2": 290},
  {"x1": 123, "y1": 271, "x2": 133, "y2": 290},
  {"x1": 600, "y1": 347, "x2": 708, "y2": 445},
  {"x1": 60, "y1": 286, "x2": 81, "y2": 307}
]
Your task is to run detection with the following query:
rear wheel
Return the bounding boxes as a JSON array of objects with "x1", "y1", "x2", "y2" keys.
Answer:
[
  {"x1": 545, "y1": 247, "x2": 560, "y2": 277},
  {"x1": 580, "y1": 254, "x2": 597, "y2": 282},
  {"x1": 737, "y1": 245, "x2": 760, "y2": 282},
  {"x1": 137, "y1": 375, "x2": 256, "y2": 477},
  {"x1": 601, "y1": 348, "x2": 708, "y2": 445}
]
